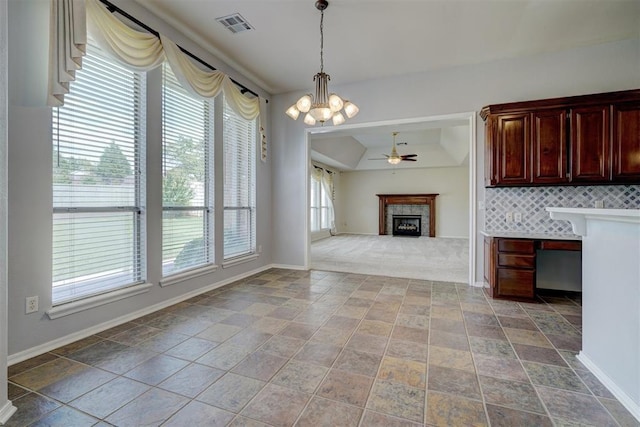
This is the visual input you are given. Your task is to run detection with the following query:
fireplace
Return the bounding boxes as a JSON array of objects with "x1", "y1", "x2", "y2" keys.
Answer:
[
  {"x1": 377, "y1": 194, "x2": 438, "y2": 237},
  {"x1": 393, "y1": 215, "x2": 421, "y2": 237}
]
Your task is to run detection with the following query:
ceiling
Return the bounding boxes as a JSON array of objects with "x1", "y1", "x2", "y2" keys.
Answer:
[
  {"x1": 133, "y1": 0, "x2": 639, "y2": 95},
  {"x1": 309, "y1": 118, "x2": 471, "y2": 171},
  {"x1": 131, "y1": 0, "x2": 638, "y2": 171}
]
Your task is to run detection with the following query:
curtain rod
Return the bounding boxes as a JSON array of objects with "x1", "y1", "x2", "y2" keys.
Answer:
[
  {"x1": 313, "y1": 164, "x2": 334, "y2": 174},
  {"x1": 98, "y1": 0, "x2": 264, "y2": 101}
]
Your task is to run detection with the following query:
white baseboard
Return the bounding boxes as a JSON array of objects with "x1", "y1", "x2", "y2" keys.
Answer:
[
  {"x1": 0, "y1": 401, "x2": 17, "y2": 425},
  {"x1": 577, "y1": 351, "x2": 640, "y2": 422},
  {"x1": 271, "y1": 263, "x2": 307, "y2": 271},
  {"x1": 8, "y1": 264, "x2": 274, "y2": 366},
  {"x1": 472, "y1": 281, "x2": 486, "y2": 288}
]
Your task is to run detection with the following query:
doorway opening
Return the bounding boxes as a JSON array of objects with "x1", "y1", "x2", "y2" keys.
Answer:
[{"x1": 304, "y1": 112, "x2": 477, "y2": 285}]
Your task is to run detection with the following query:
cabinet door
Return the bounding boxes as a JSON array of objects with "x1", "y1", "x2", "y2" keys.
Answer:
[
  {"x1": 496, "y1": 113, "x2": 531, "y2": 185},
  {"x1": 496, "y1": 269, "x2": 535, "y2": 299},
  {"x1": 571, "y1": 105, "x2": 610, "y2": 182},
  {"x1": 532, "y1": 109, "x2": 568, "y2": 184},
  {"x1": 484, "y1": 117, "x2": 497, "y2": 186},
  {"x1": 612, "y1": 101, "x2": 640, "y2": 182}
]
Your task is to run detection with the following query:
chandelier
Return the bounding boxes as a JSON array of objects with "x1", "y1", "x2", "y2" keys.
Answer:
[{"x1": 285, "y1": 0, "x2": 359, "y2": 126}]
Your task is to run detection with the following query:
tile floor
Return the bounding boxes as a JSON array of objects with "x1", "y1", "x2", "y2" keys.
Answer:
[{"x1": 5, "y1": 269, "x2": 639, "y2": 426}]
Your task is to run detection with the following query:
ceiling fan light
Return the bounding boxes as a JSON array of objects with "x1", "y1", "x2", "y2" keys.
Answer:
[
  {"x1": 388, "y1": 156, "x2": 402, "y2": 165},
  {"x1": 303, "y1": 113, "x2": 316, "y2": 125},
  {"x1": 344, "y1": 101, "x2": 359, "y2": 118},
  {"x1": 285, "y1": 104, "x2": 300, "y2": 120},
  {"x1": 296, "y1": 94, "x2": 313, "y2": 113},
  {"x1": 328, "y1": 93, "x2": 344, "y2": 112},
  {"x1": 332, "y1": 112, "x2": 345, "y2": 125}
]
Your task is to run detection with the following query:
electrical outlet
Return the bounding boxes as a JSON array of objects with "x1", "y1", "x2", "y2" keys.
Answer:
[
  {"x1": 258, "y1": 244, "x2": 263, "y2": 253},
  {"x1": 595, "y1": 200, "x2": 604, "y2": 208},
  {"x1": 505, "y1": 212, "x2": 513, "y2": 222},
  {"x1": 514, "y1": 212, "x2": 522, "y2": 223},
  {"x1": 25, "y1": 296, "x2": 38, "y2": 314}
]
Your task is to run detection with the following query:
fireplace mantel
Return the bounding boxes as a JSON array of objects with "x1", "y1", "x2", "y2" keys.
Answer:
[{"x1": 377, "y1": 194, "x2": 438, "y2": 237}]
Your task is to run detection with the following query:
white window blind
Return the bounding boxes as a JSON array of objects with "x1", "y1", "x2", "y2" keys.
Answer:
[
  {"x1": 223, "y1": 97, "x2": 257, "y2": 260},
  {"x1": 162, "y1": 64, "x2": 214, "y2": 276},
  {"x1": 52, "y1": 42, "x2": 145, "y2": 305}
]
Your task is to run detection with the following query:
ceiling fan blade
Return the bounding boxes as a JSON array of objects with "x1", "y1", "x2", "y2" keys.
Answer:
[
  {"x1": 367, "y1": 158, "x2": 387, "y2": 160},
  {"x1": 402, "y1": 158, "x2": 417, "y2": 161},
  {"x1": 402, "y1": 154, "x2": 418, "y2": 158}
]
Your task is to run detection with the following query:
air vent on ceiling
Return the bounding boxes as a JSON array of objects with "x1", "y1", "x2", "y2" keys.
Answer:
[{"x1": 216, "y1": 13, "x2": 254, "y2": 34}]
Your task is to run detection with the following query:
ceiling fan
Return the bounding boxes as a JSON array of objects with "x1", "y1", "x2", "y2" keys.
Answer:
[{"x1": 368, "y1": 132, "x2": 418, "y2": 164}]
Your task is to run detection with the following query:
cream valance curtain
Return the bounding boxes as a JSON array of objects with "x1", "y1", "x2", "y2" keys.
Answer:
[
  {"x1": 48, "y1": 0, "x2": 266, "y2": 137},
  {"x1": 48, "y1": 0, "x2": 87, "y2": 106},
  {"x1": 86, "y1": 0, "x2": 164, "y2": 71}
]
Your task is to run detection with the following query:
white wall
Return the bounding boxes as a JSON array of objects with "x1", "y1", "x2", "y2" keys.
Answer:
[
  {"x1": 6, "y1": 1, "x2": 272, "y2": 357},
  {"x1": 337, "y1": 167, "x2": 469, "y2": 238},
  {"x1": 272, "y1": 38, "x2": 640, "y2": 281},
  {"x1": 0, "y1": 0, "x2": 16, "y2": 422}
]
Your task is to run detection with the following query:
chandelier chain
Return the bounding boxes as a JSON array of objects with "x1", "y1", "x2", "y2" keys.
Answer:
[{"x1": 319, "y1": 9, "x2": 324, "y2": 73}]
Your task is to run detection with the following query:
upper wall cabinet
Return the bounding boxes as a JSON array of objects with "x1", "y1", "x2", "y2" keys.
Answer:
[
  {"x1": 481, "y1": 89, "x2": 640, "y2": 187},
  {"x1": 613, "y1": 101, "x2": 640, "y2": 182}
]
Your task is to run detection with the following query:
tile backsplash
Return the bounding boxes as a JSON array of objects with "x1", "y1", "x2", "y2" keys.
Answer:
[{"x1": 484, "y1": 185, "x2": 640, "y2": 235}]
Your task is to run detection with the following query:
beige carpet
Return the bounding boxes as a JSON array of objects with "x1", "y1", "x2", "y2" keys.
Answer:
[{"x1": 311, "y1": 234, "x2": 469, "y2": 284}]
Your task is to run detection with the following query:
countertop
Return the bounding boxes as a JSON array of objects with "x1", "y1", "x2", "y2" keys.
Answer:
[
  {"x1": 546, "y1": 207, "x2": 640, "y2": 236},
  {"x1": 480, "y1": 230, "x2": 581, "y2": 241}
]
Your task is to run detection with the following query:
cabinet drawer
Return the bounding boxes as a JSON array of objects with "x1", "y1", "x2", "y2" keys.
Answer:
[
  {"x1": 497, "y1": 239, "x2": 535, "y2": 254},
  {"x1": 498, "y1": 253, "x2": 535, "y2": 268},
  {"x1": 539, "y1": 240, "x2": 582, "y2": 251},
  {"x1": 496, "y1": 268, "x2": 535, "y2": 299}
]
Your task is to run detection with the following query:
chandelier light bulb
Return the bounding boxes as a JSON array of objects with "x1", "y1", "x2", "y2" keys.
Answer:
[
  {"x1": 296, "y1": 94, "x2": 313, "y2": 113},
  {"x1": 285, "y1": 104, "x2": 300, "y2": 120},
  {"x1": 343, "y1": 101, "x2": 359, "y2": 118},
  {"x1": 332, "y1": 112, "x2": 345, "y2": 125},
  {"x1": 303, "y1": 113, "x2": 316, "y2": 125},
  {"x1": 328, "y1": 93, "x2": 344, "y2": 112}
]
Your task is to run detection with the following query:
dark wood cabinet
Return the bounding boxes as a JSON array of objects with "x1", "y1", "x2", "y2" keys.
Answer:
[
  {"x1": 485, "y1": 237, "x2": 535, "y2": 300},
  {"x1": 481, "y1": 89, "x2": 640, "y2": 187},
  {"x1": 484, "y1": 236, "x2": 582, "y2": 301},
  {"x1": 571, "y1": 105, "x2": 610, "y2": 182},
  {"x1": 496, "y1": 113, "x2": 531, "y2": 185},
  {"x1": 612, "y1": 101, "x2": 640, "y2": 181},
  {"x1": 532, "y1": 109, "x2": 568, "y2": 184}
]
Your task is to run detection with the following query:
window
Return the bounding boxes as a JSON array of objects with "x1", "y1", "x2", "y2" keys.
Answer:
[
  {"x1": 162, "y1": 64, "x2": 214, "y2": 276},
  {"x1": 52, "y1": 43, "x2": 145, "y2": 304},
  {"x1": 223, "y1": 97, "x2": 257, "y2": 260},
  {"x1": 310, "y1": 172, "x2": 333, "y2": 231}
]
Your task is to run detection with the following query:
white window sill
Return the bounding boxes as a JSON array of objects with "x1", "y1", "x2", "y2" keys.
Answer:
[
  {"x1": 160, "y1": 264, "x2": 219, "y2": 287},
  {"x1": 222, "y1": 253, "x2": 259, "y2": 269},
  {"x1": 46, "y1": 282, "x2": 153, "y2": 320}
]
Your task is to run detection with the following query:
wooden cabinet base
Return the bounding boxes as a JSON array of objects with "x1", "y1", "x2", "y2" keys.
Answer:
[{"x1": 484, "y1": 235, "x2": 582, "y2": 302}]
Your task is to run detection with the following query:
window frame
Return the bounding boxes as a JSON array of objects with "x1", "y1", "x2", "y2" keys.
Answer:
[
  {"x1": 222, "y1": 97, "x2": 258, "y2": 262},
  {"x1": 160, "y1": 63, "x2": 215, "y2": 279},
  {"x1": 51, "y1": 42, "x2": 146, "y2": 306},
  {"x1": 309, "y1": 172, "x2": 333, "y2": 232}
]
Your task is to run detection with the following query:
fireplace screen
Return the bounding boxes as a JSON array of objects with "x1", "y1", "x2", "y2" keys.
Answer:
[{"x1": 392, "y1": 215, "x2": 421, "y2": 237}]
